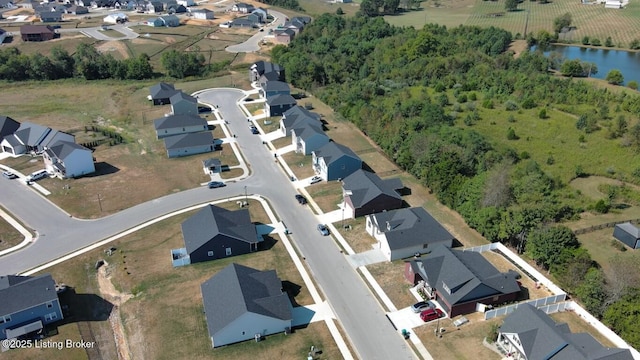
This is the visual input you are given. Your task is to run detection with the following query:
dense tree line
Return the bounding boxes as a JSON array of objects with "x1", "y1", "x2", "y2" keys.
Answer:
[
  {"x1": 272, "y1": 14, "x2": 640, "y2": 348},
  {"x1": 255, "y1": 0, "x2": 302, "y2": 11}
]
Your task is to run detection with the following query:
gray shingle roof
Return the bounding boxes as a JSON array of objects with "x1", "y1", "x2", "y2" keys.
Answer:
[
  {"x1": 0, "y1": 115, "x2": 20, "y2": 140},
  {"x1": 251, "y1": 61, "x2": 283, "y2": 76},
  {"x1": 163, "y1": 132, "x2": 213, "y2": 150},
  {"x1": 150, "y1": 82, "x2": 179, "y2": 99},
  {"x1": 13, "y1": 122, "x2": 51, "y2": 147},
  {"x1": 293, "y1": 122, "x2": 326, "y2": 141},
  {"x1": 313, "y1": 141, "x2": 360, "y2": 167},
  {"x1": 153, "y1": 114, "x2": 207, "y2": 130},
  {"x1": 369, "y1": 207, "x2": 455, "y2": 250},
  {"x1": 281, "y1": 105, "x2": 321, "y2": 129},
  {"x1": 201, "y1": 263, "x2": 292, "y2": 337},
  {"x1": 202, "y1": 158, "x2": 221, "y2": 168},
  {"x1": 267, "y1": 94, "x2": 296, "y2": 107},
  {"x1": 262, "y1": 80, "x2": 290, "y2": 93},
  {"x1": 170, "y1": 91, "x2": 197, "y2": 105},
  {"x1": 615, "y1": 222, "x2": 640, "y2": 238},
  {"x1": 45, "y1": 141, "x2": 90, "y2": 161},
  {"x1": 181, "y1": 204, "x2": 257, "y2": 254},
  {"x1": 500, "y1": 304, "x2": 633, "y2": 360},
  {"x1": 409, "y1": 245, "x2": 520, "y2": 306},
  {"x1": 342, "y1": 170, "x2": 402, "y2": 208},
  {"x1": 40, "y1": 130, "x2": 74, "y2": 149},
  {"x1": 0, "y1": 273, "x2": 59, "y2": 316}
]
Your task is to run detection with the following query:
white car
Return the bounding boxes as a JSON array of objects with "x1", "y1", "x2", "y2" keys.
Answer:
[{"x1": 309, "y1": 176, "x2": 322, "y2": 184}]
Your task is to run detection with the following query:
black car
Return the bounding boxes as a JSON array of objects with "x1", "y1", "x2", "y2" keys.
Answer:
[
  {"x1": 249, "y1": 125, "x2": 259, "y2": 134},
  {"x1": 207, "y1": 181, "x2": 225, "y2": 188},
  {"x1": 295, "y1": 194, "x2": 307, "y2": 204}
]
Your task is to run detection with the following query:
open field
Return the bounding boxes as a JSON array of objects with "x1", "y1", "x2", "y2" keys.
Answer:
[
  {"x1": 0, "y1": 210, "x2": 26, "y2": 251},
  {"x1": 366, "y1": 261, "x2": 417, "y2": 309},
  {"x1": 298, "y1": 0, "x2": 361, "y2": 17},
  {"x1": 304, "y1": 181, "x2": 343, "y2": 213},
  {"x1": 335, "y1": 217, "x2": 373, "y2": 253},
  {"x1": 11, "y1": 199, "x2": 342, "y2": 360},
  {"x1": 576, "y1": 227, "x2": 640, "y2": 277}
]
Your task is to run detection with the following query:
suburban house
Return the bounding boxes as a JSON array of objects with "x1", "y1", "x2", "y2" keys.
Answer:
[
  {"x1": 366, "y1": 207, "x2": 456, "y2": 261},
  {"x1": 260, "y1": 80, "x2": 290, "y2": 98},
  {"x1": 230, "y1": 18, "x2": 255, "y2": 28},
  {"x1": 275, "y1": 28, "x2": 295, "y2": 44},
  {"x1": 163, "y1": 131, "x2": 214, "y2": 158},
  {"x1": 266, "y1": 94, "x2": 297, "y2": 117},
  {"x1": 149, "y1": 82, "x2": 180, "y2": 105},
  {"x1": 200, "y1": 263, "x2": 292, "y2": 348},
  {"x1": 146, "y1": 1, "x2": 164, "y2": 13},
  {"x1": 252, "y1": 7, "x2": 267, "y2": 20},
  {"x1": 497, "y1": 304, "x2": 633, "y2": 360},
  {"x1": 147, "y1": 17, "x2": 165, "y2": 27},
  {"x1": 311, "y1": 141, "x2": 362, "y2": 181},
  {"x1": 42, "y1": 141, "x2": 95, "y2": 179},
  {"x1": 38, "y1": 11, "x2": 63, "y2": 22},
  {"x1": 170, "y1": 91, "x2": 198, "y2": 115},
  {"x1": 249, "y1": 60, "x2": 285, "y2": 83},
  {"x1": 291, "y1": 121, "x2": 329, "y2": 155},
  {"x1": 103, "y1": 12, "x2": 127, "y2": 23},
  {"x1": 405, "y1": 244, "x2": 521, "y2": 317},
  {"x1": 279, "y1": 105, "x2": 321, "y2": 137},
  {"x1": 20, "y1": 25, "x2": 56, "y2": 41},
  {"x1": 247, "y1": 12, "x2": 262, "y2": 24},
  {"x1": 176, "y1": 0, "x2": 194, "y2": 6},
  {"x1": 190, "y1": 8, "x2": 213, "y2": 19},
  {"x1": 283, "y1": 16, "x2": 310, "y2": 34},
  {"x1": 153, "y1": 114, "x2": 208, "y2": 139},
  {"x1": 0, "y1": 116, "x2": 20, "y2": 144},
  {"x1": 202, "y1": 158, "x2": 221, "y2": 174},
  {"x1": 171, "y1": 204, "x2": 259, "y2": 266},
  {"x1": 232, "y1": 2, "x2": 254, "y2": 13},
  {"x1": 166, "y1": 3, "x2": 186, "y2": 13},
  {"x1": 0, "y1": 273, "x2": 63, "y2": 340},
  {"x1": 613, "y1": 222, "x2": 640, "y2": 249},
  {"x1": 160, "y1": 14, "x2": 180, "y2": 26},
  {"x1": 1, "y1": 122, "x2": 74, "y2": 155},
  {"x1": 65, "y1": 5, "x2": 88, "y2": 14},
  {"x1": 342, "y1": 170, "x2": 403, "y2": 218}
]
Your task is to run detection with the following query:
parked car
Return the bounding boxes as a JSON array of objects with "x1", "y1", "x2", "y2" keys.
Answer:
[
  {"x1": 295, "y1": 194, "x2": 307, "y2": 205},
  {"x1": 207, "y1": 181, "x2": 225, "y2": 188},
  {"x1": 420, "y1": 308, "x2": 444, "y2": 322},
  {"x1": 309, "y1": 176, "x2": 322, "y2": 184},
  {"x1": 26, "y1": 169, "x2": 48, "y2": 182},
  {"x1": 411, "y1": 301, "x2": 435, "y2": 313},
  {"x1": 249, "y1": 125, "x2": 259, "y2": 134},
  {"x1": 2, "y1": 171, "x2": 17, "y2": 179},
  {"x1": 317, "y1": 224, "x2": 329, "y2": 236}
]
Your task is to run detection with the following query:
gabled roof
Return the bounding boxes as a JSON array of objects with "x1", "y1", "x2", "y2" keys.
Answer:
[
  {"x1": 202, "y1": 158, "x2": 221, "y2": 168},
  {"x1": 45, "y1": 141, "x2": 91, "y2": 161},
  {"x1": 409, "y1": 245, "x2": 520, "y2": 306},
  {"x1": 13, "y1": 122, "x2": 51, "y2": 147},
  {"x1": 161, "y1": 14, "x2": 179, "y2": 22},
  {"x1": 276, "y1": 28, "x2": 295, "y2": 37},
  {"x1": 149, "y1": 82, "x2": 179, "y2": 99},
  {"x1": 293, "y1": 122, "x2": 326, "y2": 142},
  {"x1": 500, "y1": 304, "x2": 633, "y2": 360},
  {"x1": 0, "y1": 115, "x2": 20, "y2": 140},
  {"x1": 250, "y1": 60, "x2": 283, "y2": 76},
  {"x1": 190, "y1": 7, "x2": 212, "y2": 13},
  {"x1": 39, "y1": 11, "x2": 63, "y2": 19},
  {"x1": 342, "y1": 170, "x2": 402, "y2": 208},
  {"x1": 163, "y1": 132, "x2": 213, "y2": 150},
  {"x1": 201, "y1": 263, "x2": 291, "y2": 338},
  {"x1": 0, "y1": 273, "x2": 59, "y2": 316},
  {"x1": 41, "y1": 130, "x2": 74, "y2": 149},
  {"x1": 153, "y1": 114, "x2": 206, "y2": 130},
  {"x1": 181, "y1": 204, "x2": 257, "y2": 254},
  {"x1": 232, "y1": 18, "x2": 254, "y2": 26},
  {"x1": 281, "y1": 105, "x2": 321, "y2": 129},
  {"x1": 261, "y1": 80, "x2": 290, "y2": 93},
  {"x1": 369, "y1": 207, "x2": 455, "y2": 250},
  {"x1": 170, "y1": 91, "x2": 196, "y2": 105},
  {"x1": 266, "y1": 94, "x2": 296, "y2": 107},
  {"x1": 615, "y1": 222, "x2": 640, "y2": 238},
  {"x1": 313, "y1": 141, "x2": 360, "y2": 166},
  {"x1": 20, "y1": 25, "x2": 55, "y2": 35}
]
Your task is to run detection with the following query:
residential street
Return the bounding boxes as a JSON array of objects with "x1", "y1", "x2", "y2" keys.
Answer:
[{"x1": 0, "y1": 88, "x2": 415, "y2": 360}]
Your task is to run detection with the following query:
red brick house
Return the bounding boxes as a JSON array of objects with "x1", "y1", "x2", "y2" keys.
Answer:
[{"x1": 20, "y1": 25, "x2": 56, "y2": 42}]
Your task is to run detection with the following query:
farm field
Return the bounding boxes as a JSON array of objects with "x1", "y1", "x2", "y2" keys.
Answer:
[{"x1": 385, "y1": 0, "x2": 640, "y2": 48}]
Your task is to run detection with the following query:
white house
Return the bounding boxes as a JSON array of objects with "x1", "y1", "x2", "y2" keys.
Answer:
[
  {"x1": 43, "y1": 141, "x2": 95, "y2": 178},
  {"x1": 201, "y1": 263, "x2": 292, "y2": 348},
  {"x1": 190, "y1": 8, "x2": 213, "y2": 19},
  {"x1": 177, "y1": 0, "x2": 194, "y2": 6},
  {"x1": 103, "y1": 12, "x2": 127, "y2": 24}
]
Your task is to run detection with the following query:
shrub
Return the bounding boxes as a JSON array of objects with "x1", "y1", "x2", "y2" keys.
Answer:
[
  {"x1": 468, "y1": 92, "x2": 477, "y2": 101},
  {"x1": 457, "y1": 93, "x2": 468, "y2": 103},
  {"x1": 505, "y1": 100, "x2": 519, "y2": 111},
  {"x1": 581, "y1": 36, "x2": 590, "y2": 45},
  {"x1": 482, "y1": 99, "x2": 494, "y2": 109},
  {"x1": 521, "y1": 98, "x2": 536, "y2": 109},
  {"x1": 605, "y1": 37, "x2": 614, "y2": 47},
  {"x1": 538, "y1": 108, "x2": 548, "y2": 119},
  {"x1": 520, "y1": 151, "x2": 530, "y2": 159},
  {"x1": 591, "y1": 38, "x2": 601, "y2": 46},
  {"x1": 628, "y1": 81, "x2": 638, "y2": 90},
  {"x1": 594, "y1": 199, "x2": 610, "y2": 213},
  {"x1": 630, "y1": 39, "x2": 640, "y2": 50},
  {"x1": 336, "y1": 7, "x2": 344, "y2": 14},
  {"x1": 546, "y1": 155, "x2": 555, "y2": 165},
  {"x1": 575, "y1": 165, "x2": 587, "y2": 178},
  {"x1": 508, "y1": 115, "x2": 516, "y2": 123},
  {"x1": 507, "y1": 127, "x2": 518, "y2": 140}
]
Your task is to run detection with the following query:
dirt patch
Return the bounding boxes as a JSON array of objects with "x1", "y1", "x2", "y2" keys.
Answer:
[
  {"x1": 508, "y1": 39, "x2": 527, "y2": 59},
  {"x1": 96, "y1": 41, "x2": 130, "y2": 59},
  {"x1": 130, "y1": 37, "x2": 160, "y2": 45},
  {"x1": 164, "y1": 36, "x2": 176, "y2": 44},
  {"x1": 98, "y1": 262, "x2": 134, "y2": 360}
]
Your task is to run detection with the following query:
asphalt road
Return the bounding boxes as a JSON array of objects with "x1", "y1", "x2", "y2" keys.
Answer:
[
  {"x1": 0, "y1": 89, "x2": 415, "y2": 360},
  {"x1": 226, "y1": 10, "x2": 287, "y2": 53}
]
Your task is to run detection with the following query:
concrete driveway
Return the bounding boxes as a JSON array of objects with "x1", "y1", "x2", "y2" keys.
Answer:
[{"x1": 226, "y1": 9, "x2": 286, "y2": 53}]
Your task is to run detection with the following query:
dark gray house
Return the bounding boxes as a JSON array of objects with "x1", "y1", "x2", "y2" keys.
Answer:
[
  {"x1": 342, "y1": 170, "x2": 403, "y2": 218},
  {"x1": 260, "y1": 80, "x2": 290, "y2": 98},
  {"x1": 0, "y1": 116, "x2": 20, "y2": 143},
  {"x1": 266, "y1": 94, "x2": 296, "y2": 117},
  {"x1": 279, "y1": 105, "x2": 321, "y2": 137},
  {"x1": 311, "y1": 141, "x2": 362, "y2": 181},
  {"x1": 39, "y1": 11, "x2": 63, "y2": 23},
  {"x1": 202, "y1": 158, "x2": 221, "y2": 174},
  {"x1": 249, "y1": 60, "x2": 285, "y2": 82},
  {"x1": 201, "y1": 263, "x2": 292, "y2": 348},
  {"x1": 170, "y1": 91, "x2": 198, "y2": 116},
  {"x1": 405, "y1": 245, "x2": 521, "y2": 317},
  {"x1": 498, "y1": 304, "x2": 633, "y2": 360},
  {"x1": 153, "y1": 114, "x2": 208, "y2": 139},
  {"x1": 613, "y1": 222, "x2": 640, "y2": 249},
  {"x1": 149, "y1": 82, "x2": 180, "y2": 105},
  {"x1": 175, "y1": 204, "x2": 259, "y2": 264},
  {"x1": 366, "y1": 207, "x2": 456, "y2": 261},
  {"x1": 0, "y1": 273, "x2": 63, "y2": 340},
  {"x1": 163, "y1": 131, "x2": 214, "y2": 158},
  {"x1": 291, "y1": 121, "x2": 329, "y2": 155}
]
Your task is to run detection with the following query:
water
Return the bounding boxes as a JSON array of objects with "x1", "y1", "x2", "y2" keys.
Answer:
[{"x1": 534, "y1": 45, "x2": 640, "y2": 85}]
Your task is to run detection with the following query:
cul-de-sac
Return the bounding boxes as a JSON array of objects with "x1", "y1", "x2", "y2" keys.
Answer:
[{"x1": 1, "y1": 0, "x2": 640, "y2": 359}]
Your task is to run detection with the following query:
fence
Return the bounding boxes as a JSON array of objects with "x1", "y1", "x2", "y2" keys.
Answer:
[
  {"x1": 573, "y1": 218, "x2": 640, "y2": 235},
  {"x1": 484, "y1": 294, "x2": 567, "y2": 320}
]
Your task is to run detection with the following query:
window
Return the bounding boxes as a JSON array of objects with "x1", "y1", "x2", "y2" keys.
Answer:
[
  {"x1": 423, "y1": 244, "x2": 429, "y2": 249},
  {"x1": 47, "y1": 302, "x2": 53, "y2": 308},
  {"x1": 208, "y1": 251, "x2": 214, "y2": 257},
  {"x1": 44, "y1": 312, "x2": 57, "y2": 321},
  {"x1": 442, "y1": 281, "x2": 451, "y2": 295},
  {"x1": 225, "y1": 248, "x2": 232, "y2": 256}
]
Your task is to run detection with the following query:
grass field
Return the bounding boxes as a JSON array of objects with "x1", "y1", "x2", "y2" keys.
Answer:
[{"x1": 0, "y1": 210, "x2": 26, "y2": 252}]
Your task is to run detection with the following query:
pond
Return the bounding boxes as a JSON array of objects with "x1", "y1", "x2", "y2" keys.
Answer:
[{"x1": 535, "y1": 45, "x2": 640, "y2": 85}]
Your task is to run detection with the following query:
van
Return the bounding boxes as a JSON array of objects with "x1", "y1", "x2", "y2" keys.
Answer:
[
  {"x1": 26, "y1": 170, "x2": 49, "y2": 182},
  {"x1": 420, "y1": 308, "x2": 444, "y2": 322}
]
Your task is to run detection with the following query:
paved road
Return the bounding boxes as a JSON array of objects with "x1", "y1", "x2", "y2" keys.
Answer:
[
  {"x1": 226, "y1": 9, "x2": 286, "y2": 53},
  {"x1": 0, "y1": 89, "x2": 415, "y2": 360}
]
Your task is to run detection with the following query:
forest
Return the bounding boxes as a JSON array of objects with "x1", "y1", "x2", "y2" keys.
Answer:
[{"x1": 271, "y1": 14, "x2": 640, "y2": 347}]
